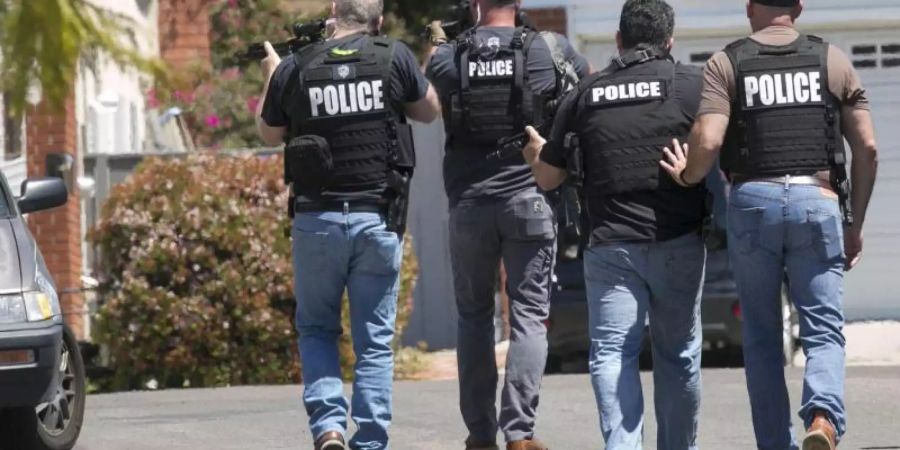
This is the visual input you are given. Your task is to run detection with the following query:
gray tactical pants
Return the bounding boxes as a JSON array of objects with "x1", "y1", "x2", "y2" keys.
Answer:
[{"x1": 449, "y1": 187, "x2": 557, "y2": 443}]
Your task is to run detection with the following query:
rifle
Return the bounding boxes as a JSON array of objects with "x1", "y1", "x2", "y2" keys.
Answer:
[
  {"x1": 424, "y1": 0, "x2": 473, "y2": 42},
  {"x1": 234, "y1": 19, "x2": 326, "y2": 62},
  {"x1": 424, "y1": 2, "x2": 535, "y2": 42}
]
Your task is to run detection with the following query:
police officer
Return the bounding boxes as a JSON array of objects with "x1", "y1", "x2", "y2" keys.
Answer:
[
  {"x1": 523, "y1": 1, "x2": 707, "y2": 448},
  {"x1": 659, "y1": 1, "x2": 879, "y2": 449},
  {"x1": 425, "y1": 1, "x2": 589, "y2": 449},
  {"x1": 256, "y1": 0, "x2": 440, "y2": 448}
]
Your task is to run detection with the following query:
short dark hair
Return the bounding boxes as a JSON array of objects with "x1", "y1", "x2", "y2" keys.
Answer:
[
  {"x1": 619, "y1": 0, "x2": 675, "y2": 51},
  {"x1": 483, "y1": 0, "x2": 517, "y2": 8}
]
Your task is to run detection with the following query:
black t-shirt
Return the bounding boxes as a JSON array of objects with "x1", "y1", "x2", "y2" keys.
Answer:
[
  {"x1": 426, "y1": 27, "x2": 590, "y2": 208},
  {"x1": 261, "y1": 34, "x2": 430, "y2": 203},
  {"x1": 541, "y1": 59, "x2": 706, "y2": 245}
]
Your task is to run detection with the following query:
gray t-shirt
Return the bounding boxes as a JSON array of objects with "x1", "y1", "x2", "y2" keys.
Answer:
[{"x1": 426, "y1": 27, "x2": 589, "y2": 207}]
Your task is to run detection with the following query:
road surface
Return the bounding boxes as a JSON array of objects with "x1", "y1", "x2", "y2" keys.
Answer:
[{"x1": 73, "y1": 367, "x2": 900, "y2": 450}]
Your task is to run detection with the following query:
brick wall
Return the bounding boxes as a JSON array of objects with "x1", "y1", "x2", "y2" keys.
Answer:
[
  {"x1": 524, "y1": 7, "x2": 568, "y2": 36},
  {"x1": 24, "y1": 96, "x2": 85, "y2": 339},
  {"x1": 158, "y1": 0, "x2": 214, "y2": 70}
]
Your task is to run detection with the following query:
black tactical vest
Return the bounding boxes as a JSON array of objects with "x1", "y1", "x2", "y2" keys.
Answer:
[
  {"x1": 445, "y1": 27, "x2": 546, "y2": 151},
  {"x1": 288, "y1": 36, "x2": 400, "y2": 195},
  {"x1": 722, "y1": 35, "x2": 843, "y2": 176},
  {"x1": 574, "y1": 50, "x2": 692, "y2": 195}
]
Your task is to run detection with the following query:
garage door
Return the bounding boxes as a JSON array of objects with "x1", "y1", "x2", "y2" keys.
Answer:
[{"x1": 582, "y1": 29, "x2": 900, "y2": 320}]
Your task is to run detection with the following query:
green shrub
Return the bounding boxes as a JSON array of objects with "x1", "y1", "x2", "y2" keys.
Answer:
[{"x1": 91, "y1": 153, "x2": 419, "y2": 390}]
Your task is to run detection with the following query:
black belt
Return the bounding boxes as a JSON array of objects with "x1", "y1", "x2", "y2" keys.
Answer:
[{"x1": 293, "y1": 200, "x2": 385, "y2": 214}]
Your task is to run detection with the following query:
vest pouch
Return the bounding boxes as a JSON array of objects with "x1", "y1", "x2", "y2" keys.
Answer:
[
  {"x1": 392, "y1": 123, "x2": 416, "y2": 170},
  {"x1": 285, "y1": 134, "x2": 333, "y2": 193}
]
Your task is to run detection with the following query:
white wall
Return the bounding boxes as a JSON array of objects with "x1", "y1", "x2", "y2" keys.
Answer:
[{"x1": 77, "y1": 0, "x2": 160, "y2": 156}]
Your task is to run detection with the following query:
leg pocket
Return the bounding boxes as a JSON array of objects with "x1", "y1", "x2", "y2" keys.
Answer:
[
  {"x1": 663, "y1": 236, "x2": 706, "y2": 294},
  {"x1": 807, "y1": 209, "x2": 845, "y2": 263},
  {"x1": 510, "y1": 192, "x2": 556, "y2": 241},
  {"x1": 727, "y1": 206, "x2": 765, "y2": 255},
  {"x1": 358, "y1": 229, "x2": 402, "y2": 276}
]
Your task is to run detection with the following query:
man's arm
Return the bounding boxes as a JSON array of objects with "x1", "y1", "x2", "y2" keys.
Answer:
[
  {"x1": 523, "y1": 127, "x2": 567, "y2": 191},
  {"x1": 662, "y1": 53, "x2": 732, "y2": 186},
  {"x1": 256, "y1": 42, "x2": 287, "y2": 146},
  {"x1": 405, "y1": 85, "x2": 441, "y2": 123},
  {"x1": 842, "y1": 106, "x2": 879, "y2": 269}
]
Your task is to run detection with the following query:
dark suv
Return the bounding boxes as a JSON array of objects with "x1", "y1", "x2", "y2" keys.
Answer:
[{"x1": 0, "y1": 171, "x2": 86, "y2": 449}]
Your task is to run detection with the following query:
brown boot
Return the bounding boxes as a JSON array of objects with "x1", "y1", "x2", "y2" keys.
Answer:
[
  {"x1": 465, "y1": 437, "x2": 500, "y2": 450},
  {"x1": 802, "y1": 411, "x2": 837, "y2": 450},
  {"x1": 506, "y1": 439, "x2": 549, "y2": 450},
  {"x1": 315, "y1": 431, "x2": 346, "y2": 450}
]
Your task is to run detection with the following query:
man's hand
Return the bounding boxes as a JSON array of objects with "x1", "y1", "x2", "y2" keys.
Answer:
[
  {"x1": 427, "y1": 21, "x2": 448, "y2": 46},
  {"x1": 261, "y1": 41, "x2": 282, "y2": 81},
  {"x1": 660, "y1": 138, "x2": 692, "y2": 187},
  {"x1": 844, "y1": 224, "x2": 864, "y2": 271},
  {"x1": 524, "y1": 126, "x2": 547, "y2": 165}
]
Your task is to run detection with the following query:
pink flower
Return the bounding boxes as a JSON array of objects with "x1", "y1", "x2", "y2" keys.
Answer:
[
  {"x1": 222, "y1": 67, "x2": 241, "y2": 81},
  {"x1": 174, "y1": 90, "x2": 195, "y2": 104},
  {"x1": 205, "y1": 114, "x2": 221, "y2": 128},
  {"x1": 227, "y1": 0, "x2": 238, "y2": 7},
  {"x1": 146, "y1": 88, "x2": 161, "y2": 109},
  {"x1": 246, "y1": 96, "x2": 260, "y2": 113}
]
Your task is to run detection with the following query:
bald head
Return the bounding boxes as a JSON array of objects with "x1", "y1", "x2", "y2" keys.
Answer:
[
  {"x1": 746, "y1": 0, "x2": 803, "y2": 31},
  {"x1": 332, "y1": 0, "x2": 383, "y2": 32}
]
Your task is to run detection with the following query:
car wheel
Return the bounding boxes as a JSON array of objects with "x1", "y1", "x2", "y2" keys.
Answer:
[
  {"x1": 4, "y1": 324, "x2": 86, "y2": 450},
  {"x1": 781, "y1": 288, "x2": 798, "y2": 367}
]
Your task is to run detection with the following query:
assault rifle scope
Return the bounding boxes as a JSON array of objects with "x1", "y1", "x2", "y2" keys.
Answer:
[
  {"x1": 235, "y1": 19, "x2": 326, "y2": 62},
  {"x1": 425, "y1": 0, "x2": 473, "y2": 42}
]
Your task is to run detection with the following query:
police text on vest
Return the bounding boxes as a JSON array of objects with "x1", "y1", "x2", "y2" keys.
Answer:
[
  {"x1": 309, "y1": 80, "x2": 385, "y2": 117},
  {"x1": 469, "y1": 59, "x2": 514, "y2": 78},
  {"x1": 590, "y1": 81, "x2": 664, "y2": 105},
  {"x1": 743, "y1": 72, "x2": 823, "y2": 108}
]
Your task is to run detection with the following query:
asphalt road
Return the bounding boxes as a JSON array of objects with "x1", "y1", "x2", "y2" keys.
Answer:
[{"x1": 75, "y1": 367, "x2": 900, "y2": 450}]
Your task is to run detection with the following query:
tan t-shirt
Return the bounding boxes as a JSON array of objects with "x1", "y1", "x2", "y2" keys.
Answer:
[{"x1": 698, "y1": 26, "x2": 869, "y2": 117}]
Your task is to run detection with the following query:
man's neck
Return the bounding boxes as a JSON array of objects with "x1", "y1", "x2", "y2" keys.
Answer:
[
  {"x1": 332, "y1": 26, "x2": 368, "y2": 40},
  {"x1": 752, "y1": 16, "x2": 795, "y2": 32},
  {"x1": 479, "y1": 7, "x2": 517, "y2": 27}
]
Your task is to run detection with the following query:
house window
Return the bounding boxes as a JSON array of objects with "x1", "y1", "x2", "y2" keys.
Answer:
[
  {"x1": 850, "y1": 42, "x2": 900, "y2": 69},
  {"x1": 689, "y1": 51, "x2": 714, "y2": 64}
]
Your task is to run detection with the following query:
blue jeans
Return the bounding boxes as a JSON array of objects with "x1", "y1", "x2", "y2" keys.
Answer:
[
  {"x1": 728, "y1": 182, "x2": 846, "y2": 450},
  {"x1": 292, "y1": 210, "x2": 403, "y2": 450},
  {"x1": 584, "y1": 233, "x2": 705, "y2": 450}
]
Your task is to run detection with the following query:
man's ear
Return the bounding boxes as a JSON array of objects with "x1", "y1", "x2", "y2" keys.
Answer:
[
  {"x1": 793, "y1": 1, "x2": 804, "y2": 20},
  {"x1": 331, "y1": 1, "x2": 337, "y2": 17},
  {"x1": 667, "y1": 36, "x2": 675, "y2": 52},
  {"x1": 615, "y1": 31, "x2": 624, "y2": 53},
  {"x1": 377, "y1": 15, "x2": 384, "y2": 32},
  {"x1": 745, "y1": 0, "x2": 753, "y2": 19}
]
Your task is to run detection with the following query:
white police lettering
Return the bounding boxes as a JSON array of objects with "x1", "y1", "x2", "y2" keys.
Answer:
[
  {"x1": 468, "y1": 59, "x2": 514, "y2": 78},
  {"x1": 308, "y1": 80, "x2": 385, "y2": 117},
  {"x1": 743, "y1": 71, "x2": 822, "y2": 108},
  {"x1": 591, "y1": 81, "x2": 663, "y2": 103}
]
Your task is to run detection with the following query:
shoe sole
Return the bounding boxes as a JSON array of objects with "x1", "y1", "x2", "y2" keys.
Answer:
[
  {"x1": 319, "y1": 439, "x2": 346, "y2": 450},
  {"x1": 802, "y1": 431, "x2": 835, "y2": 450}
]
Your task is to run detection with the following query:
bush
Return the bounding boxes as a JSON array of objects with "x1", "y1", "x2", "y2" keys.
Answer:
[{"x1": 91, "y1": 153, "x2": 419, "y2": 390}]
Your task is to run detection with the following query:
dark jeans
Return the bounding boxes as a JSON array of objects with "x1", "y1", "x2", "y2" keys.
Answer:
[{"x1": 449, "y1": 187, "x2": 557, "y2": 443}]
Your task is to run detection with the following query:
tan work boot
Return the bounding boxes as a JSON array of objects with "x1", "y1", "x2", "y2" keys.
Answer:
[
  {"x1": 315, "y1": 431, "x2": 346, "y2": 450},
  {"x1": 506, "y1": 439, "x2": 549, "y2": 450},
  {"x1": 802, "y1": 411, "x2": 837, "y2": 450},
  {"x1": 465, "y1": 437, "x2": 500, "y2": 450}
]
